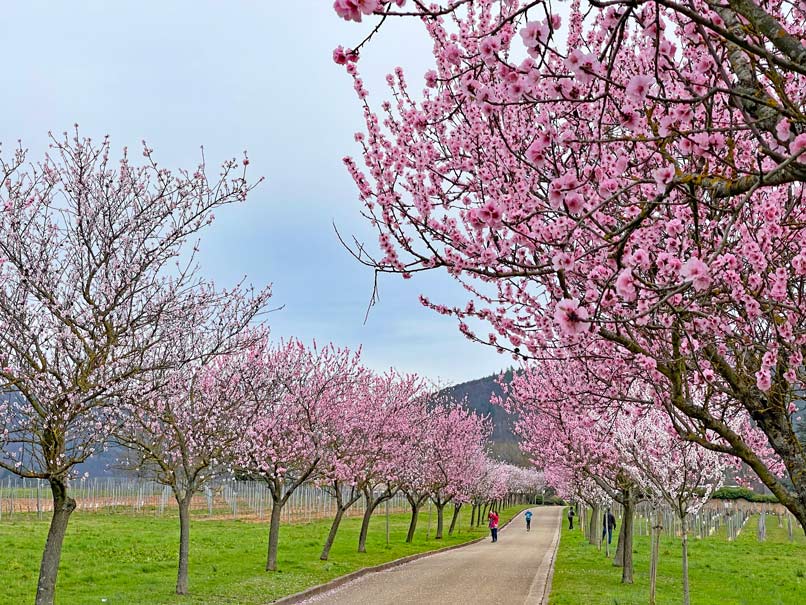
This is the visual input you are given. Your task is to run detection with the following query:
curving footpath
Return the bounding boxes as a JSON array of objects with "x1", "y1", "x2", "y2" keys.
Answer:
[{"x1": 299, "y1": 506, "x2": 562, "y2": 605}]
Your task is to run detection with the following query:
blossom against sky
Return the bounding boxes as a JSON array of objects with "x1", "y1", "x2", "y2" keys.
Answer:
[{"x1": 0, "y1": 1, "x2": 504, "y2": 383}]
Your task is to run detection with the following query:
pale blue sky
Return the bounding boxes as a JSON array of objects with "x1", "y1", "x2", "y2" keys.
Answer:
[{"x1": 0, "y1": 1, "x2": 504, "y2": 384}]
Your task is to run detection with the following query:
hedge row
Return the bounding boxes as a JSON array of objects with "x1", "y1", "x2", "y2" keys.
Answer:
[{"x1": 711, "y1": 486, "x2": 778, "y2": 504}]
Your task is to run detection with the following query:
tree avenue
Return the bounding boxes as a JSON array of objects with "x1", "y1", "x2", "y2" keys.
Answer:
[{"x1": 333, "y1": 0, "x2": 806, "y2": 528}]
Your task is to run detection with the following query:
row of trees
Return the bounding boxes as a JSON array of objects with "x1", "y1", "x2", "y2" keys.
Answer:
[
  {"x1": 499, "y1": 358, "x2": 733, "y2": 605},
  {"x1": 0, "y1": 133, "x2": 543, "y2": 603},
  {"x1": 116, "y1": 333, "x2": 541, "y2": 593},
  {"x1": 332, "y1": 0, "x2": 806, "y2": 546}
]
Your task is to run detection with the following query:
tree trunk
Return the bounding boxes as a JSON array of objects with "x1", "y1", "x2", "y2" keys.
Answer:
[
  {"x1": 35, "y1": 478, "x2": 76, "y2": 605},
  {"x1": 649, "y1": 508, "x2": 662, "y2": 605},
  {"x1": 406, "y1": 496, "x2": 421, "y2": 543},
  {"x1": 681, "y1": 514, "x2": 690, "y2": 605},
  {"x1": 266, "y1": 497, "x2": 283, "y2": 571},
  {"x1": 435, "y1": 501, "x2": 446, "y2": 539},
  {"x1": 589, "y1": 505, "x2": 601, "y2": 546},
  {"x1": 470, "y1": 504, "x2": 477, "y2": 528},
  {"x1": 613, "y1": 519, "x2": 625, "y2": 567},
  {"x1": 358, "y1": 494, "x2": 377, "y2": 553},
  {"x1": 620, "y1": 495, "x2": 634, "y2": 584},
  {"x1": 448, "y1": 503, "x2": 462, "y2": 535},
  {"x1": 322, "y1": 483, "x2": 360, "y2": 559},
  {"x1": 321, "y1": 506, "x2": 345, "y2": 561},
  {"x1": 176, "y1": 495, "x2": 192, "y2": 594}
]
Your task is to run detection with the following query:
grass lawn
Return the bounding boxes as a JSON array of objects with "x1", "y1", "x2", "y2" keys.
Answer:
[
  {"x1": 550, "y1": 510, "x2": 806, "y2": 604},
  {"x1": 0, "y1": 503, "x2": 528, "y2": 605}
]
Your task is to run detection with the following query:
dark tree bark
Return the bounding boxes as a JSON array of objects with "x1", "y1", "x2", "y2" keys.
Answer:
[
  {"x1": 448, "y1": 502, "x2": 462, "y2": 535},
  {"x1": 405, "y1": 492, "x2": 427, "y2": 543},
  {"x1": 358, "y1": 488, "x2": 393, "y2": 552},
  {"x1": 613, "y1": 520, "x2": 625, "y2": 567},
  {"x1": 479, "y1": 502, "x2": 488, "y2": 527},
  {"x1": 321, "y1": 507, "x2": 346, "y2": 561},
  {"x1": 321, "y1": 483, "x2": 361, "y2": 560},
  {"x1": 35, "y1": 478, "x2": 76, "y2": 605},
  {"x1": 434, "y1": 500, "x2": 447, "y2": 539},
  {"x1": 267, "y1": 497, "x2": 283, "y2": 571},
  {"x1": 176, "y1": 494, "x2": 192, "y2": 594},
  {"x1": 264, "y1": 467, "x2": 317, "y2": 571},
  {"x1": 620, "y1": 493, "x2": 635, "y2": 584}
]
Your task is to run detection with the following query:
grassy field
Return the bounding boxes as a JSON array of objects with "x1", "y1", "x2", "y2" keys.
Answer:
[
  {"x1": 549, "y1": 510, "x2": 806, "y2": 604},
  {"x1": 0, "y1": 503, "x2": 528, "y2": 605}
]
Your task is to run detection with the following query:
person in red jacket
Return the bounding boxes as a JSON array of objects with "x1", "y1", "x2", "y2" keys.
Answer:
[{"x1": 488, "y1": 509, "x2": 500, "y2": 542}]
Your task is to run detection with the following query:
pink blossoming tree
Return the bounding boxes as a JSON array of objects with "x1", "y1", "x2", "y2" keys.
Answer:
[
  {"x1": 422, "y1": 403, "x2": 490, "y2": 539},
  {"x1": 318, "y1": 369, "x2": 430, "y2": 559},
  {"x1": 115, "y1": 324, "x2": 272, "y2": 595},
  {"x1": 504, "y1": 356, "x2": 728, "y2": 594},
  {"x1": 236, "y1": 339, "x2": 362, "y2": 571},
  {"x1": 617, "y1": 406, "x2": 724, "y2": 605},
  {"x1": 334, "y1": 0, "x2": 806, "y2": 528}
]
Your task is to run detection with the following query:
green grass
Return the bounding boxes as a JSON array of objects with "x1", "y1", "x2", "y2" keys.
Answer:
[
  {"x1": 0, "y1": 503, "x2": 528, "y2": 605},
  {"x1": 550, "y1": 510, "x2": 806, "y2": 604}
]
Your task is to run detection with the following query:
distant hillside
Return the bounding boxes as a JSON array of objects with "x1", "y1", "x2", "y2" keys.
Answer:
[{"x1": 441, "y1": 370, "x2": 528, "y2": 465}]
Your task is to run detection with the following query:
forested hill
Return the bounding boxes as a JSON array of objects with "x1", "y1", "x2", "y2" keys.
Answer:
[{"x1": 441, "y1": 369, "x2": 528, "y2": 465}]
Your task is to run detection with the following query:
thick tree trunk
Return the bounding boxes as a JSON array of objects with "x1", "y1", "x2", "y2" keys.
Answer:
[
  {"x1": 448, "y1": 503, "x2": 462, "y2": 535},
  {"x1": 589, "y1": 505, "x2": 601, "y2": 546},
  {"x1": 613, "y1": 519, "x2": 625, "y2": 567},
  {"x1": 681, "y1": 514, "x2": 690, "y2": 605},
  {"x1": 620, "y1": 495, "x2": 634, "y2": 584},
  {"x1": 176, "y1": 495, "x2": 192, "y2": 594},
  {"x1": 406, "y1": 495, "x2": 422, "y2": 543},
  {"x1": 266, "y1": 498, "x2": 283, "y2": 571},
  {"x1": 321, "y1": 507, "x2": 345, "y2": 561},
  {"x1": 358, "y1": 493, "x2": 378, "y2": 553},
  {"x1": 470, "y1": 504, "x2": 477, "y2": 528},
  {"x1": 435, "y1": 502, "x2": 446, "y2": 539},
  {"x1": 322, "y1": 484, "x2": 360, "y2": 559},
  {"x1": 649, "y1": 508, "x2": 662, "y2": 605},
  {"x1": 35, "y1": 478, "x2": 76, "y2": 605}
]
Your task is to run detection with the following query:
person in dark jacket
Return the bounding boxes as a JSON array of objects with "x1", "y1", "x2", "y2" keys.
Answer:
[
  {"x1": 602, "y1": 508, "x2": 616, "y2": 544},
  {"x1": 567, "y1": 507, "x2": 575, "y2": 529}
]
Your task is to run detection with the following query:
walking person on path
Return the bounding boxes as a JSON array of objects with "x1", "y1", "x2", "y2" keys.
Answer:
[
  {"x1": 488, "y1": 509, "x2": 500, "y2": 542},
  {"x1": 602, "y1": 508, "x2": 616, "y2": 545},
  {"x1": 525, "y1": 510, "x2": 533, "y2": 532},
  {"x1": 567, "y1": 507, "x2": 575, "y2": 530}
]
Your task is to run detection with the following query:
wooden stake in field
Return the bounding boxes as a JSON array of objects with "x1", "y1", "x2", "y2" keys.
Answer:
[{"x1": 649, "y1": 508, "x2": 663, "y2": 605}]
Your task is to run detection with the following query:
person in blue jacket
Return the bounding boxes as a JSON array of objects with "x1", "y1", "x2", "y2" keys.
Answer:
[{"x1": 525, "y1": 510, "x2": 533, "y2": 532}]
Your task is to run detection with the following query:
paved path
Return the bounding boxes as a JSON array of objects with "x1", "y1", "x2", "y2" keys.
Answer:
[{"x1": 302, "y1": 506, "x2": 562, "y2": 605}]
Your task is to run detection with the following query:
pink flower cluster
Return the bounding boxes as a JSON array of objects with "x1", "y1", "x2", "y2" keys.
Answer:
[{"x1": 334, "y1": 0, "x2": 406, "y2": 22}]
